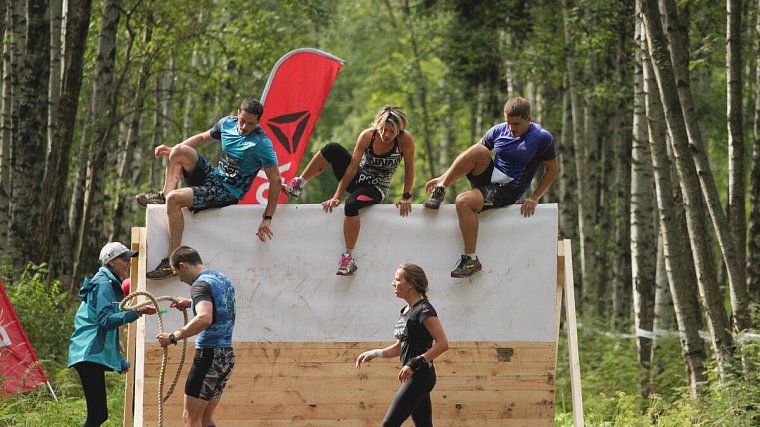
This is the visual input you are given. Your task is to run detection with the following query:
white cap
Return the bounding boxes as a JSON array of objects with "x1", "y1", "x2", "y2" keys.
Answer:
[{"x1": 99, "y1": 242, "x2": 138, "y2": 265}]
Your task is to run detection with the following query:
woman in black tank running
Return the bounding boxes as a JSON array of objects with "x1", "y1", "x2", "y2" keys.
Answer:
[
  {"x1": 355, "y1": 263, "x2": 449, "y2": 426},
  {"x1": 282, "y1": 106, "x2": 416, "y2": 276}
]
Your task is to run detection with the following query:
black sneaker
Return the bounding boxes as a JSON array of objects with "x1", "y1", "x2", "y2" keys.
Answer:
[
  {"x1": 135, "y1": 191, "x2": 166, "y2": 208},
  {"x1": 451, "y1": 255, "x2": 482, "y2": 278},
  {"x1": 424, "y1": 186, "x2": 446, "y2": 209},
  {"x1": 147, "y1": 257, "x2": 175, "y2": 280}
]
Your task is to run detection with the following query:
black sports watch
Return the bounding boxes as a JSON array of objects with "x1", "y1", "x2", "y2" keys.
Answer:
[
  {"x1": 262, "y1": 214, "x2": 273, "y2": 220},
  {"x1": 169, "y1": 333, "x2": 178, "y2": 345},
  {"x1": 402, "y1": 192, "x2": 412, "y2": 200}
]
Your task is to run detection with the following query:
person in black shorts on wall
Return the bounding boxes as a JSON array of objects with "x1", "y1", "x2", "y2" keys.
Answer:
[
  {"x1": 423, "y1": 97, "x2": 558, "y2": 278},
  {"x1": 157, "y1": 246, "x2": 236, "y2": 427},
  {"x1": 355, "y1": 263, "x2": 449, "y2": 426},
  {"x1": 282, "y1": 105, "x2": 415, "y2": 276}
]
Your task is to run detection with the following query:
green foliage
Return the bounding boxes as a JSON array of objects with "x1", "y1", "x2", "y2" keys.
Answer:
[
  {"x1": 3, "y1": 264, "x2": 76, "y2": 369},
  {"x1": 0, "y1": 263, "x2": 128, "y2": 426},
  {"x1": 555, "y1": 320, "x2": 760, "y2": 426}
]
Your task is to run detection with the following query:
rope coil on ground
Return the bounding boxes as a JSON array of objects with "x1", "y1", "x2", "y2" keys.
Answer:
[{"x1": 120, "y1": 290, "x2": 189, "y2": 427}]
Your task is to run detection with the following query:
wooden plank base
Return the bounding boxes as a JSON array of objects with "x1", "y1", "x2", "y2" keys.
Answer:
[{"x1": 139, "y1": 341, "x2": 556, "y2": 426}]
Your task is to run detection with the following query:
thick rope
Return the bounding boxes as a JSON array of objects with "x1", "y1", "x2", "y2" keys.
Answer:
[{"x1": 120, "y1": 290, "x2": 189, "y2": 427}]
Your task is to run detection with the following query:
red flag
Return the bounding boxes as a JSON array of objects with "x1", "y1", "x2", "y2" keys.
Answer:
[
  {"x1": 0, "y1": 280, "x2": 48, "y2": 393},
  {"x1": 240, "y1": 48, "x2": 344, "y2": 204}
]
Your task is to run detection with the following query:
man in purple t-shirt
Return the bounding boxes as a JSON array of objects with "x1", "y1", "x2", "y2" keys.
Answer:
[{"x1": 423, "y1": 97, "x2": 559, "y2": 278}]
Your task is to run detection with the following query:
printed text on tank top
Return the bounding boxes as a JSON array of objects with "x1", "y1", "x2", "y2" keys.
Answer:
[{"x1": 369, "y1": 129, "x2": 403, "y2": 156}]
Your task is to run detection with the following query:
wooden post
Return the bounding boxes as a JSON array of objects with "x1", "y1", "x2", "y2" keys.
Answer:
[
  {"x1": 123, "y1": 227, "x2": 140, "y2": 427},
  {"x1": 562, "y1": 239, "x2": 584, "y2": 426}
]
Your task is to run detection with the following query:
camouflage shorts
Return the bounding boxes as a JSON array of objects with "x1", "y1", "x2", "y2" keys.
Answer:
[
  {"x1": 183, "y1": 153, "x2": 238, "y2": 213},
  {"x1": 185, "y1": 347, "x2": 235, "y2": 401}
]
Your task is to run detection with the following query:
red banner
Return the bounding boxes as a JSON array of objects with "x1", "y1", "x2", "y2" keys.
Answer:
[
  {"x1": 0, "y1": 280, "x2": 47, "y2": 393},
  {"x1": 240, "y1": 48, "x2": 344, "y2": 204}
]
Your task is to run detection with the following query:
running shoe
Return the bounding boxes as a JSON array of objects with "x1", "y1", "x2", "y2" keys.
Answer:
[
  {"x1": 147, "y1": 257, "x2": 175, "y2": 280},
  {"x1": 282, "y1": 177, "x2": 304, "y2": 198},
  {"x1": 451, "y1": 255, "x2": 482, "y2": 278},
  {"x1": 135, "y1": 191, "x2": 165, "y2": 207},
  {"x1": 336, "y1": 253, "x2": 358, "y2": 276},
  {"x1": 423, "y1": 186, "x2": 446, "y2": 209}
]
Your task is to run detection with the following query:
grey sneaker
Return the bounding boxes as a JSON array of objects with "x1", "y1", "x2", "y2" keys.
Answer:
[
  {"x1": 336, "y1": 253, "x2": 358, "y2": 276},
  {"x1": 424, "y1": 186, "x2": 446, "y2": 209},
  {"x1": 451, "y1": 255, "x2": 482, "y2": 278},
  {"x1": 282, "y1": 177, "x2": 304, "y2": 198},
  {"x1": 147, "y1": 257, "x2": 175, "y2": 280},
  {"x1": 135, "y1": 191, "x2": 165, "y2": 208}
]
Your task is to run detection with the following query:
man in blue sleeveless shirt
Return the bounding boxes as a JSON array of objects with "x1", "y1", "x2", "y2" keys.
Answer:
[
  {"x1": 157, "y1": 246, "x2": 236, "y2": 427},
  {"x1": 136, "y1": 98, "x2": 281, "y2": 280},
  {"x1": 423, "y1": 97, "x2": 558, "y2": 278}
]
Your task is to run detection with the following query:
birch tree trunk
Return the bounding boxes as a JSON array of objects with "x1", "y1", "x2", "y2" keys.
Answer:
[
  {"x1": 71, "y1": 0, "x2": 120, "y2": 283},
  {"x1": 660, "y1": 0, "x2": 750, "y2": 335},
  {"x1": 0, "y1": 0, "x2": 18, "y2": 245},
  {"x1": 111, "y1": 27, "x2": 152, "y2": 242},
  {"x1": 8, "y1": 0, "x2": 49, "y2": 265},
  {"x1": 47, "y1": 0, "x2": 62, "y2": 153},
  {"x1": 631, "y1": 1, "x2": 657, "y2": 396},
  {"x1": 400, "y1": 0, "x2": 434, "y2": 178},
  {"x1": 642, "y1": 20, "x2": 707, "y2": 394},
  {"x1": 749, "y1": 0, "x2": 760, "y2": 306},
  {"x1": 642, "y1": 0, "x2": 734, "y2": 379},
  {"x1": 558, "y1": 88, "x2": 577, "y2": 243},
  {"x1": 563, "y1": 0, "x2": 595, "y2": 315},
  {"x1": 39, "y1": 0, "x2": 92, "y2": 263}
]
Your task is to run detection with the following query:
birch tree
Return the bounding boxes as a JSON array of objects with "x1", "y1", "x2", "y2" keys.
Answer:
[
  {"x1": 641, "y1": 0, "x2": 734, "y2": 379},
  {"x1": 642, "y1": 18, "x2": 707, "y2": 395},
  {"x1": 8, "y1": 0, "x2": 49, "y2": 265},
  {"x1": 71, "y1": 0, "x2": 121, "y2": 282},
  {"x1": 750, "y1": 0, "x2": 760, "y2": 305},
  {"x1": 631, "y1": 0, "x2": 657, "y2": 395}
]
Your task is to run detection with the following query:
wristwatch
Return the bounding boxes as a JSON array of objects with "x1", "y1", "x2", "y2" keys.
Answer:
[
  {"x1": 402, "y1": 192, "x2": 412, "y2": 200},
  {"x1": 169, "y1": 333, "x2": 177, "y2": 345},
  {"x1": 262, "y1": 214, "x2": 273, "y2": 220}
]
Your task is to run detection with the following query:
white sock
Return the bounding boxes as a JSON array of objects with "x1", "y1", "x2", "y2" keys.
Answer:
[
  {"x1": 297, "y1": 176, "x2": 308, "y2": 186},
  {"x1": 465, "y1": 253, "x2": 477, "y2": 259}
]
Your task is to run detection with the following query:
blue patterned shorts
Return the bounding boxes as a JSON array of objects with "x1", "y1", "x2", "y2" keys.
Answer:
[
  {"x1": 185, "y1": 347, "x2": 235, "y2": 401},
  {"x1": 183, "y1": 153, "x2": 238, "y2": 213}
]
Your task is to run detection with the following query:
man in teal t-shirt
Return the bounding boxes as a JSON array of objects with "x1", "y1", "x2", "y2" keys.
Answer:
[{"x1": 136, "y1": 98, "x2": 281, "y2": 279}]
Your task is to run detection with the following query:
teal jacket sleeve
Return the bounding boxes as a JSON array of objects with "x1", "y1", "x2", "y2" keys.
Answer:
[{"x1": 94, "y1": 279, "x2": 140, "y2": 330}]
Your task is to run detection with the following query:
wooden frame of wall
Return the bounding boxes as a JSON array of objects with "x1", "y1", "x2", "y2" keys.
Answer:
[{"x1": 124, "y1": 228, "x2": 583, "y2": 426}]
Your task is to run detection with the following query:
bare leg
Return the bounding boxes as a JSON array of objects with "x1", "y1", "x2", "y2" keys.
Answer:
[
  {"x1": 162, "y1": 145, "x2": 199, "y2": 196},
  {"x1": 201, "y1": 399, "x2": 221, "y2": 427},
  {"x1": 455, "y1": 189, "x2": 484, "y2": 253},
  {"x1": 183, "y1": 394, "x2": 210, "y2": 427},
  {"x1": 165, "y1": 187, "x2": 194, "y2": 257},
  {"x1": 437, "y1": 144, "x2": 492, "y2": 187},
  {"x1": 343, "y1": 215, "x2": 360, "y2": 251},
  {"x1": 299, "y1": 151, "x2": 330, "y2": 181}
]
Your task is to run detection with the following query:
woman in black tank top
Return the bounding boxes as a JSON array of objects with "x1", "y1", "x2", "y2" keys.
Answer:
[{"x1": 281, "y1": 106, "x2": 416, "y2": 276}]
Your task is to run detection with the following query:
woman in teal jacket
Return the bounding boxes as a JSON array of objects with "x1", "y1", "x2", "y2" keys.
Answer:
[{"x1": 68, "y1": 242, "x2": 156, "y2": 427}]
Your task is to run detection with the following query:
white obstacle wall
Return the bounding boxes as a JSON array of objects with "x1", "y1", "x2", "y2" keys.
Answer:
[{"x1": 143, "y1": 204, "x2": 558, "y2": 343}]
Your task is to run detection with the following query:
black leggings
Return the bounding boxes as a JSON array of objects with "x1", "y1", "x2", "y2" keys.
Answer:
[
  {"x1": 320, "y1": 142, "x2": 383, "y2": 217},
  {"x1": 382, "y1": 366, "x2": 436, "y2": 427},
  {"x1": 73, "y1": 361, "x2": 109, "y2": 427}
]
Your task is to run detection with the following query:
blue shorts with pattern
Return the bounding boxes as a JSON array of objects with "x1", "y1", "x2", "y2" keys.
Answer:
[
  {"x1": 183, "y1": 153, "x2": 239, "y2": 213},
  {"x1": 466, "y1": 160, "x2": 523, "y2": 211},
  {"x1": 185, "y1": 347, "x2": 235, "y2": 401}
]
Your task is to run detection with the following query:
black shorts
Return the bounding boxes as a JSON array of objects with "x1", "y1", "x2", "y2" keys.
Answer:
[
  {"x1": 320, "y1": 142, "x2": 384, "y2": 216},
  {"x1": 183, "y1": 153, "x2": 239, "y2": 213},
  {"x1": 185, "y1": 347, "x2": 235, "y2": 401},
  {"x1": 466, "y1": 160, "x2": 523, "y2": 211}
]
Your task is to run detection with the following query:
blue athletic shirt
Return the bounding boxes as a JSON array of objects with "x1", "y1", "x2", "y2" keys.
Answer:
[
  {"x1": 209, "y1": 116, "x2": 279, "y2": 199},
  {"x1": 191, "y1": 269, "x2": 236, "y2": 349},
  {"x1": 479, "y1": 122, "x2": 556, "y2": 195}
]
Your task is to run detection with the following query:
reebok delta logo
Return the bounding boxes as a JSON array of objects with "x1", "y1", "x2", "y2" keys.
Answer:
[{"x1": 266, "y1": 111, "x2": 312, "y2": 155}]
